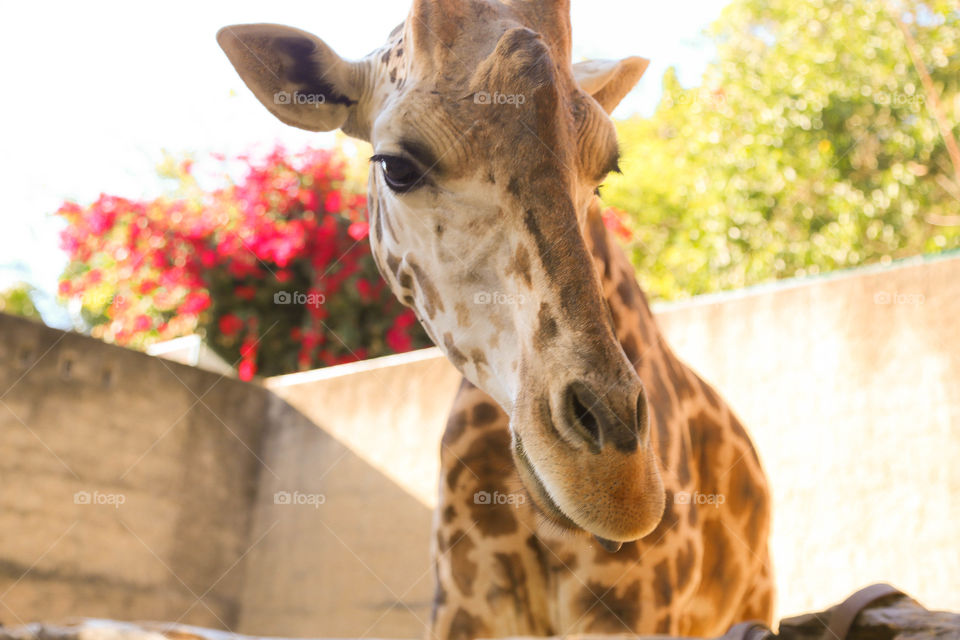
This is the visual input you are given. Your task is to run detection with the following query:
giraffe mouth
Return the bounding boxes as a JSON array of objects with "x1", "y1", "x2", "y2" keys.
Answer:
[
  {"x1": 513, "y1": 434, "x2": 578, "y2": 530},
  {"x1": 513, "y1": 434, "x2": 624, "y2": 553}
]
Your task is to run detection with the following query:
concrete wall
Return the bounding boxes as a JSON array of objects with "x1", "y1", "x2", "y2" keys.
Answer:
[
  {"x1": 0, "y1": 314, "x2": 269, "y2": 629},
  {"x1": 1, "y1": 254, "x2": 958, "y2": 637},
  {"x1": 0, "y1": 316, "x2": 458, "y2": 638},
  {"x1": 237, "y1": 353, "x2": 462, "y2": 638}
]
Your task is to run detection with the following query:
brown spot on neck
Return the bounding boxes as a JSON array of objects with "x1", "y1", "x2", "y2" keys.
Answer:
[
  {"x1": 577, "y1": 579, "x2": 642, "y2": 632},
  {"x1": 447, "y1": 607, "x2": 488, "y2": 640},
  {"x1": 448, "y1": 529, "x2": 478, "y2": 596}
]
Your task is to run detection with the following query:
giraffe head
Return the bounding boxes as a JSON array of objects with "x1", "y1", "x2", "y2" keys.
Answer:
[{"x1": 218, "y1": 0, "x2": 664, "y2": 547}]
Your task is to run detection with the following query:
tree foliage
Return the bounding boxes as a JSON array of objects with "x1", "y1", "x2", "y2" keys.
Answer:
[
  {"x1": 603, "y1": 0, "x2": 960, "y2": 300},
  {"x1": 0, "y1": 283, "x2": 42, "y2": 321}
]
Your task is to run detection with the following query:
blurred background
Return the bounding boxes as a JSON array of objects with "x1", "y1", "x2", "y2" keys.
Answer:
[{"x1": 0, "y1": 0, "x2": 958, "y2": 637}]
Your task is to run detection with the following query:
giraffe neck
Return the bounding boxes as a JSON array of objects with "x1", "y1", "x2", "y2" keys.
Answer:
[{"x1": 583, "y1": 199, "x2": 664, "y2": 366}]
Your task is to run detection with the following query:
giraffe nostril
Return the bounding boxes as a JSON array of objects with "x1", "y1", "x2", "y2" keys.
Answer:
[
  {"x1": 564, "y1": 382, "x2": 605, "y2": 452},
  {"x1": 636, "y1": 387, "x2": 650, "y2": 439},
  {"x1": 571, "y1": 392, "x2": 601, "y2": 444},
  {"x1": 564, "y1": 381, "x2": 641, "y2": 454}
]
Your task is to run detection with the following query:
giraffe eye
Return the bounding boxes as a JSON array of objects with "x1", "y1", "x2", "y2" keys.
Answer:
[{"x1": 371, "y1": 154, "x2": 424, "y2": 193}]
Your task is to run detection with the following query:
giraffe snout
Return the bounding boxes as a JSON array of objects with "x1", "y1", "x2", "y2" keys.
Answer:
[{"x1": 562, "y1": 381, "x2": 647, "y2": 454}]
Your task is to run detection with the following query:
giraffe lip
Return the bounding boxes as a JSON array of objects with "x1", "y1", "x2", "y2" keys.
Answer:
[
  {"x1": 514, "y1": 433, "x2": 647, "y2": 546},
  {"x1": 594, "y1": 535, "x2": 623, "y2": 553},
  {"x1": 512, "y1": 436, "x2": 578, "y2": 530}
]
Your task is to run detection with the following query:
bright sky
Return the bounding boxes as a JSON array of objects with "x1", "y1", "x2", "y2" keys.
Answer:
[{"x1": 0, "y1": 0, "x2": 728, "y2": 327}]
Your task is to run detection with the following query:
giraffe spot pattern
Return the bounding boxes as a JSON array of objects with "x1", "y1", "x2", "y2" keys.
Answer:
[
  {"x1": 507, "y1": 244, "x2": 533, "y2": 287},
  {"x1": 409, "y1": 258, "x2": 445, "y2": 318},
  {"x1": 444, "y1": 332, "x2": 468, "y2": 367},
  {"x1": 428, "y1": 201, "x2": 773, "y2": 636},
  {"x1": 472, "y1": 402, "x2": 500, "y2": 426},
  {"x1": 576, "y1": 580, "x2": 642, "y2": 632},
  {"x1": 448, "y1": 529, "x2": 478, "y2": 596},
  {"x1": 676, "y1": 538, "x2": 696, "y2": 587},
  {"x1": 469, "y1": 349, "x2": 488, "y2": 369},
  {"x1": 447, "y1": 607, "x2": 488, "y2": 640},
  {"x1": 656, "y1": 615, "x2": 672, "y2": 634},
  {"x1": 525, "y1": 534, "x2": 551, "y2": 583},
  {"x1": 653, "y1": 559, "x2": 672, "y2": 607},
  {"x1": 534, "y1": 302, "x2": 558, "y2": 349},
  {"x1": 486, "y1": 552, "x2": 535, "y2": 629},
  {"x1": 443, "y1": 410, "x2": 469, "y2": 445},
  {"x1": 443, "y1": 505, "x2": 457, "y2": 524}
]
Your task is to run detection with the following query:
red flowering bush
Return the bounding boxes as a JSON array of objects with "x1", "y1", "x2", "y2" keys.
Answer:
[{"x1": 57, "y1": 146, "x2": 430, "y2": 380}]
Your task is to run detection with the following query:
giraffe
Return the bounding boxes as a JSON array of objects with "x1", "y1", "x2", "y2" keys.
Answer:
[{"x1": 217, "y1": 1, "x2": 774, "y2": 637}]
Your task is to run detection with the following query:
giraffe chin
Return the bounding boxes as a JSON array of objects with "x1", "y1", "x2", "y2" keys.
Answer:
[{"x1": 513, "y1": 433, "x2": 664, "y2": 549}]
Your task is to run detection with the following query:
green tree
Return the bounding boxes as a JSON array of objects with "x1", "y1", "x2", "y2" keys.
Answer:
[
  {"x1": 603, "y1": 0, "x2": 960, "y2": 300},
  {"x1": 0, "y1": 283, "x2": 42, "y2": 321}
]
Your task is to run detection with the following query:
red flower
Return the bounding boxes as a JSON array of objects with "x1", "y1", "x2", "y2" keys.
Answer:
[
  {"x1": 386, "y1": 326, "x2": 413, "y2": 353},
  {"x1": 324, "y1": 191, "x2": 342, "y2": 212},
  {"x1": 394, "y1": 309, "x2": 418, "y2": 329},
  {"x1": 356, "y1": 278, "x2": 372, "y2": 300},
  {"x1": 53, "y1": 144, "x2": 429, "y2": 375},
  {"x1": 348, "y1": 221, "x2": 369, "y2": 241},
  {"x1": 298, "y1": 189, "x2": 318, "y2": 210},
  {"x1": 240, "y1": 338, "x2": 258, "y2": 358},
  {"x1": 238, "y1": 359, "x2": 257, "y2": 381},
  {"x1": 179, "y1": 292, "x2": 211, "y2": 314},
  {"x1": 219, "y1": 314, "x2": 244, "y2": 336},
  {"x1": 234, "y1": 285, "x2": 256, "y2": 301}
]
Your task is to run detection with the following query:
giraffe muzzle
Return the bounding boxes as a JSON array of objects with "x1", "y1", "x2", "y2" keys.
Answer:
[{"x1": 510, "y1": 373, "x2": 664, "y2": 544}]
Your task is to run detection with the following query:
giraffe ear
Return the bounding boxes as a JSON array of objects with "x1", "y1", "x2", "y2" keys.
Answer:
[
  {"x1": 217, "y1": 24, "x2": 371, "y2": 139},
  {"x1": 573, "y1": 57, "x2": 650, "y2": 114}
]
